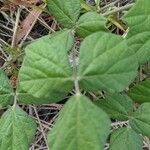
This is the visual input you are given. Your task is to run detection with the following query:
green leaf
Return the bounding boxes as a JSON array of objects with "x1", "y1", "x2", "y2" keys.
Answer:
[
  {"x1": 129, "y1": 103, "x2": 150, "y2": 137},
  {"x1": 128, "y1": 79, "x2": 150, "y2": 103},
  {"x1": 95, "y1": 93, "x2": 133, "y2": 121},
  {"x1": 0, "y1": 106, "x2": 37, "y2": 150},
  {"x1": 46, "y1": 0, "x2": 80, "y2": 28},
  {"x1": 110, "y1": 127, "x2": 143, "y2": 150},
  {"x1": 48, "y1": 95, "x2": 111, "y2": 150},
  {"x1": 18, "y1": 30, "x2": 74, "y2": 103},
  {"x1": 17, "y1": 90, "x2": 48, "y2": 105},
  {"x1": 17, "y1": 83, "x2": 56, "y2": 105},
  {"x1": 123, "y1": 0, "x2": 150, "y2": 64},
  {"x1": 0, "y1": 69, "x2": 13, "y2": 108},
  {"x1": 76, "y1": 12, "x2": 107, "y2": 37},
  {"x1": 78, "y1": 32, "x2": 138, "y2": 92}
]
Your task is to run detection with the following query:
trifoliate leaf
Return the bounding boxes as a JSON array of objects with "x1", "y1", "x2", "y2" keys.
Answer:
[
  {"x1": 110, "y1": 127, "x2": 143, "y2": 150},
  {"x1": 18, "y1": 30, "x2": 74, "y2": 103},
  {"x1": 0, "y1": 69, "x2": 13, "y2": 108},
  {"x1": 48, "y1": 95, "x2": 111, "y2": 150},
  {"x1": 130, "y1": 103, "x2": 150, "y2": 137},
  {"x1": 46, "y1": 0, "x2": 80, "y2": 28},
  {"x1": 95, "y1": 93, "x2": 133, "y2": 121},
  {"x1": 128, "y1": 79, "x2": 150, "y2": 103},
  {"x1": 123, "y1": 0, "x2": 150, "y2": 64},
  {"x1": 78, "y1": 32, "x2": 138, "y2": 92},
  {"x1": 76, "y1": 12, "x2": 107, "y2": 37},
  {"x1": 0, "y1": 106, "x2": 37, "y2": 150}
]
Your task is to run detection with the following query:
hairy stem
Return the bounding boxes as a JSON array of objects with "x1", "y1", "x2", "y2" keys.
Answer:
[
  {"x1": 13, "y1": 93, "x2": 17, "y2": 108},
  {"x1": 72, "y1": 46, "x2": 81, "y2": 95}
]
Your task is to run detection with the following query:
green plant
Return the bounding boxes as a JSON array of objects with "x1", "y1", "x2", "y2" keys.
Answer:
[{"x1": 0, "y1": 0, "x2": 150, "y2": 149}]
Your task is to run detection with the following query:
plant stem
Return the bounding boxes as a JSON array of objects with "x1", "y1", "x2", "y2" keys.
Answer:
[
  {"x1": 13, "y1": 93, "x2": 17, "y2": 108},
  {"x1": 72, "y1": 46, "x2": 81, "y2": 95},
  {"x1": 102, "y1": 3, "x2": 134, "y2": 16},
  {"x1": 74, "y1": 79, "x2": 80, "y2": 95}
]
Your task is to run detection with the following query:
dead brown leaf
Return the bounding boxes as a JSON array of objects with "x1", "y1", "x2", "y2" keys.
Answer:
[
  {"x1": 9, "y1": 0, "x2": 41, "y2": 6},
  {"x1": 0, "y1": 0, "x2": 42, "y2": 11},
  {"x1": 15, "y1": 4, "x2": 46, "y2": 45}
]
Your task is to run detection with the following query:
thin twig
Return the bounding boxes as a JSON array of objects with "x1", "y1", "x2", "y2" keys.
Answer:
[
  {"x1": 99, "y1": 0, "x2": 120, "y2": 12},
  {"x1": 0, "y1": 38, "x2": 10, "y2": 46},
  {"x1": 102, "y1": 3, "x2": 134, "y2": 16},
  {"x1": 33, "y1": 107, "x2": 49, "y2": 150},
  {"x1": 0, "y1": 46, "x2": 8, "y2": 58}
]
